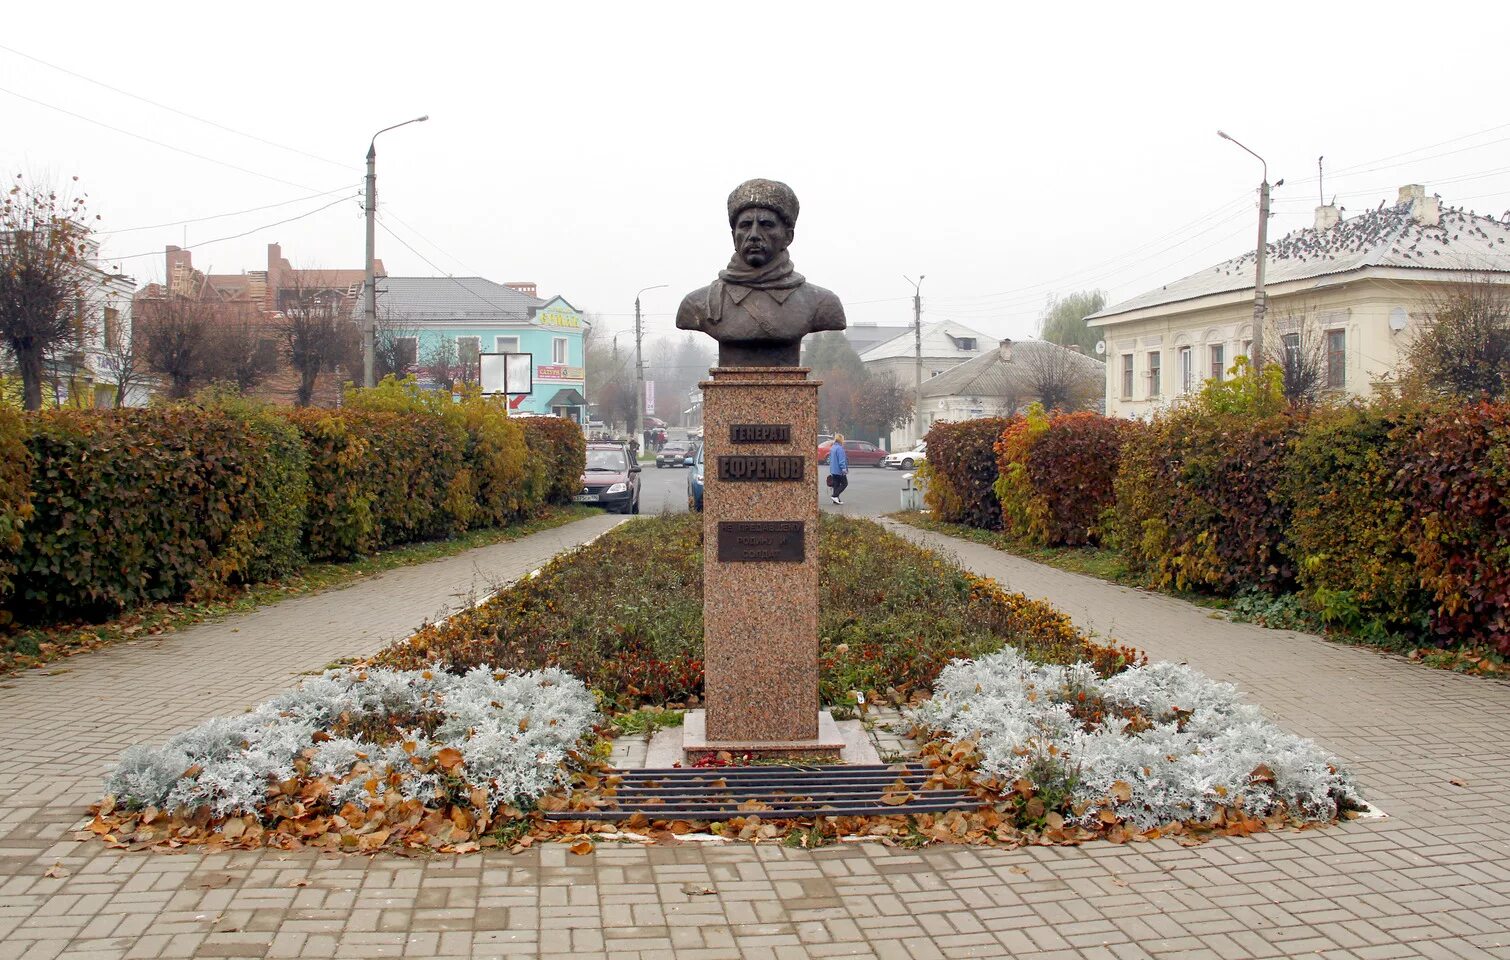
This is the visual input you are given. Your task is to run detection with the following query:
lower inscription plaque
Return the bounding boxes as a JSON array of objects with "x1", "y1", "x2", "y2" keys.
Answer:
[{"x1": 717, "y1": 521, "x2": 805, "y2": 563}]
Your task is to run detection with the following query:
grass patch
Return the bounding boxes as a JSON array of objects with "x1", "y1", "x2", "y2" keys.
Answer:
[
  {"x1": 375, "y1": 513, "x2": 1137, "y2": 711},
  {"x1": 0, "y1": 505, "x2": 597, "y2": 676},
  {"x1": 888, "y1": 512, "x2": 1230, "y2": 610}
]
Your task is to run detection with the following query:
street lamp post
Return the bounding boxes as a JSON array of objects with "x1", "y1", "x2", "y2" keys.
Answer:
[
  {"x1": 1217, "y1": 129, "x2": 1272, "y2": 374},
  {"x1": 633, "y1": 284, "x2": 667, "y2": 452},
  {"x1": 363, "y1": 114, "x2": 429, "y2": 388}
]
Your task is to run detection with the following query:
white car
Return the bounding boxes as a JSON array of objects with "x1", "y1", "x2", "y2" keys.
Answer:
[{"x1": 883, "y1": 443, "x2": 926, "y2": 470}]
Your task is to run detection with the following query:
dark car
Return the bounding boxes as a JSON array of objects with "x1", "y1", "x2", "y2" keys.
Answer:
[
  {"x1": 656, "y1": 441, "x2": 695, "y2": 468},
  {"x1": 577, "y1": 442, "x2": 641, "y2": 514},
  {"x1": 688, "y1": 442, "x2": 704, "y2": 512},
  {"x1": 816, "y1": 438, "x2": 887, "y2": 467}
]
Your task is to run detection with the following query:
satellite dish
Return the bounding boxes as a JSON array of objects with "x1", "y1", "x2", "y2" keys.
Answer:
[
  {"x1": 1094, "y1": 340, "x2": 1106, "y2": 355},
  {"x1": 1388, "y1": 307, "x2": 1408, "y2": 334}
]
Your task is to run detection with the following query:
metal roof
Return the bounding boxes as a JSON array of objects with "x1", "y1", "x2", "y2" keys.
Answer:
[
  {"x1": 858, "y1": 320, "x2": 993, "y2": 362},
  {"x1": 1090, "y1": 199, "x2": 1510, "y2": 323},
  {"x1": 920, "y1": 339, "x2": 1103, "y2": 399},
  {"x1": 365, "y1": 276, "x2": 545, "y2": 321}
]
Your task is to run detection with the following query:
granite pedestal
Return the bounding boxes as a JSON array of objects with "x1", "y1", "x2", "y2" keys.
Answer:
[{"x1": 693, "y1": 366, "x2": 838, "y2": 760}]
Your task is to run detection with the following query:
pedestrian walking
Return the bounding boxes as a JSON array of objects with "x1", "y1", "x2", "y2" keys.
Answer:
[{"x1": 828, "y1": 433, "x2": 849, "y2": 504}]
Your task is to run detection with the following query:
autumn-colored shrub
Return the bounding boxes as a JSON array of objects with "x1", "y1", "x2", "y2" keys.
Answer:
[
  {"x1": 13, "y1": 408, "x2": 284, "y2": 619},
  {"x1": 520, "y1": 416, "x2": 587, "y2": 505},
  {"x1": 1111, "y1": 366, "x2": 1297, "y2": 594},
  {"x1": 923, "y1": 417, "x2": 1015, "y2": 529},
  {"x1": 1029, "y1": 412, "x2": 1135, "y2": 547},
  {"x1": 282, "y1": 408, "x2": 376, "y2": 561},
  {"x1": 1282, "y1": 400, "x2": 1431, "y2": 635},
  {"x1": 1395, "y1": 401, "x2": 1510, "y2": 652},
  {"x1": 0, "y1": 406, "x2": 33, "y2": 622},
  {"x1": 992, "y1": 405, "x2": 1051, "y2": 542}
]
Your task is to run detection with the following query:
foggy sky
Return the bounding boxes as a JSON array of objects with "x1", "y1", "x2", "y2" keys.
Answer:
[{"x1": 6, "y1": 1, "x2": 1508, "y2": 350}]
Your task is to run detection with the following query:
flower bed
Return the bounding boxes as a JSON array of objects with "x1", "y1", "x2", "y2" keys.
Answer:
[
  {"x1": 910, "y1": 649, "x2": 1362, "y2": 840},
  {"x1": 94, "y1": 667, "x2": 596, "y2": 852}
]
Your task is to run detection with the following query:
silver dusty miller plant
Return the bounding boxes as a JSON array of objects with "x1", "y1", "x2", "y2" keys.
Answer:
[
  {"x1": 911, "y1": 649, "x2": 1361, "y2": 829},
  {"x1": 104, "y1": 666, "x2": 597, "y2": 817}
]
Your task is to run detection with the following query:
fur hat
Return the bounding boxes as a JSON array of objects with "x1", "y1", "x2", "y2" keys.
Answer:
[{"x1": 727, "y1": 178, "x2": 799, "y2": 228}]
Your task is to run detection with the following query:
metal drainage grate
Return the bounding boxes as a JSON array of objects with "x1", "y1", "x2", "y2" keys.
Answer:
[{"x1": 544, "y1": 763, "x2": 978, "y2": 821}]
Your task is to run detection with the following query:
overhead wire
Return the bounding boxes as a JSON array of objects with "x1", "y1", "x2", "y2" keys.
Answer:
[
  {"x1": 102, "y1": 193, "x2": 361, "y2": 263},
  {"x1": 0, "y1": 41, "x2": 354, "y2": 173},
  {"x1": 97, "y1": 184, "x2": 361, "y2": 235}
]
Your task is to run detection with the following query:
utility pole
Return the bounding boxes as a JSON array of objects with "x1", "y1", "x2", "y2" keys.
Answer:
[
  {"x1": 633, "y1": 284, "x2": 666, "y2": 450},
  {"x1": 905, "y1": 274, "x2": 925, "y2": 446},
  {"x1": 362, "y1": 115, "x2": 428, "y2": 388},
  {"x1": 1218, "y1": 130, "x2": 1275, "y2": 373}
]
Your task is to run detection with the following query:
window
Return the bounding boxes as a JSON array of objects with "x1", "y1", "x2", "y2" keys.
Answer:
[
  {"x1": 552, "y1": 337, "x2": 568, "y2": 364},
  {"x1": 457, "y1": 336, "x2": 481, "y2": 364},
  {"x1": 1147, "y1": 351, "x2": 1161, "y2": 397},
  {"x1": 1179, "y1": 346, "x2": 1194, "y2": 392},
  {"x1": 396, "y1": 337, "x2": 418, "y2": 368},
  {"x1": 1209, "y1": 344, "x2": 1225, "y2": 381},
  {"x1": 1326, "y1": 329, "x2": 1346, "y2": 389},
  {"x1": 1120, "y1": 354, "x2": 1134, "y2": 398},
  {"x1": 494, "y1": 335, "x2": 520, "y2": 354},
  {"x1": 955, "y1": 337, "x2": 977, "y2": 351},
  {"x1": 102, "y1": 307, "x2": 120, "y2": 349},
  {"x1": 1242, "y1": 339, "x2": 1253, "y2": 360},
  {"x1": 1282, "y1": 332, "x2": 1301, "y2": 368}
]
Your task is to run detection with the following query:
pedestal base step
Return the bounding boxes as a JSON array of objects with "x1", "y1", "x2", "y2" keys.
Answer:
[
  {"x1": 542, "y1": 764, "x2": 977, "y2": 821},
  {"x1": 681, "y1": 709, "x2": 846, "y2": 764}
]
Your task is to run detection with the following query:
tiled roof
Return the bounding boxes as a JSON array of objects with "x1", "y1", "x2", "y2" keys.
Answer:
[
  {"x1": 366, "y1": 277, "x2": 545, "y2": 321},
  {"x1": 1091, "y1": 198, "x2": 1510, "y2": 322},
  {"x1": 920, "y1": 339, "x2": 1103, "y2": 399}
]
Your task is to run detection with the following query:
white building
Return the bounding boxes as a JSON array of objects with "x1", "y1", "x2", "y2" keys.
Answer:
[
  {"x1": 1087, "y1": 185, "x2": 1510, "y2": 418},
  {"x1": 916, "y1": 338, "x2": 1103, "y2": 431},
  {"x1": 858, "y1": 320, "x2": 992, "y2": 449}
]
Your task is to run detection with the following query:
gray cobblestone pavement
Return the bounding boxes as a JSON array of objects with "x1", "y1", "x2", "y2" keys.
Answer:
[{"x1": 1, "y1": 516, "x2": 1507, "y2": 959}]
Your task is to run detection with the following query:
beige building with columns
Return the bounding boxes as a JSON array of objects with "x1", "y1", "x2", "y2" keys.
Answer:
[{"x1": 1087, "y1": 185, "x2": 1510, "y2": 418}]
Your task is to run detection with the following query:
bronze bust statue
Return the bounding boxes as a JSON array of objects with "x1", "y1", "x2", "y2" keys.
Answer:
[{"x1": 677, "y1": 178, "x2": 846, "y2": 367}]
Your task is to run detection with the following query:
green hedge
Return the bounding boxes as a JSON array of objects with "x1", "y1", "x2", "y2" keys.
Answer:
[{"x1": 4, "y1": 389, "x2": 574, "y2": 624}]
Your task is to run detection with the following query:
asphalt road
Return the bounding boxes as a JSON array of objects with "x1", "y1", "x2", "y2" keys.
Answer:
[{"x1": 632, "y1": 459, "x2": 912, "y2": 519}]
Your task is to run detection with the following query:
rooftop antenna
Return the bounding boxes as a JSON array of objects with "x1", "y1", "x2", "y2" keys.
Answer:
[{"x1": 1318, "y1": 155, "x2": 1325, "y2": 207}]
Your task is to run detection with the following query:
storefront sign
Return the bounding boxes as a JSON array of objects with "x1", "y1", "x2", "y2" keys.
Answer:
[
  {"x1": 538, "y1": 308, "x2": 582, "y2": 329},
  {"x1": 536, "y1": 364, "x2": 584, "y2": 381}
]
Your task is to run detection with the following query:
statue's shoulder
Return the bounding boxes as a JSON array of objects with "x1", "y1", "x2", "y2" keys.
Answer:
[
  {"x1": 802, "y1": 282, "x2": 847, "y2": 331},
  {"x1": 676, "y1": 285, "x2": 714, "y2": 330}
]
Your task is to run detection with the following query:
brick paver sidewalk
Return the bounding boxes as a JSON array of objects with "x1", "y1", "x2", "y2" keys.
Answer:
[{"x1": 1, "y1": 518, "x2": 1507, "y2": 960}]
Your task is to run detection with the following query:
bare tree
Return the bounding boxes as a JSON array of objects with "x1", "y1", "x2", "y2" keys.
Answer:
[
  {"x1": 98, "y1": 317, "x2": 145, "y2": 407},
  {"x1": 0, "y1": 175, "x2": 98, "y2": 410},
  {"x1": 373, "y1": 309, "x2": 420, "y2": 381},
  {"x1": 275, "y1": 272, "x2": 357, "y2": 406},
  {"x1": 1016, "y1": 340, "x2": 1100, "y2": 411},
  {"x1": 210, "y1": 302, "x2": 278, "y2": 393},
  {"x1": 1403, "y1": 279, "x2": 1510, "y2": 401},
  {"x1": 1266, "y1": 323, "x2": 1329, "y2": 408},
  {"x1": 137, "y1": 294, "x2": 218, "y2": 399},
  {"x1": 424, "y1": 335, "x2": 458, "y2": 390}
]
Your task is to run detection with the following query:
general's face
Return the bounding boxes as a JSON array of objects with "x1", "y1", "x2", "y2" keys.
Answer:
[{"x1": 732, "y1": 206, "x2": 793, "y2": 268}]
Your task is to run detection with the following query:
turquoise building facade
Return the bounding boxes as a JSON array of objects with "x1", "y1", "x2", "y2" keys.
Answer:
[{"x1": 363, "y1": 277, "x2": 590, "y2": 421}]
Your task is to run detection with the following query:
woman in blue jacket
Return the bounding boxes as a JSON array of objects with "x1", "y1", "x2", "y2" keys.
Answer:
[{"x1": 828, "y1": 433, "x2": 849, "y2": 504}]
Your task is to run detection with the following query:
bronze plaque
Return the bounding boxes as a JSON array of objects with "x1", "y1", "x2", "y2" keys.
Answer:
[
  {"x1": 716, "y1": 455, "x2": 805, "y2": 482},
  {"x1": 717, "y1": 521, "x2": 805, "y2": 563},
  {"x1": 730, "y1": 423, "x2": 792, "y2": 444}
]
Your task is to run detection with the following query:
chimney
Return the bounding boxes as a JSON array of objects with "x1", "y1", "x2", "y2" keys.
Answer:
[
  {"x1": 1067, "y1": 344, "x2": 1082, "y2": 354},
  {"x1": 1400, "y1": 184, "x2": 1440, "y2": 227},
  {"x1": 1314, "y1": 204, "x2": 1341, "y2": 231},
  {"x1": 999, "y1": 338, "x2": 1014, "y2": 362},
  {"x1": 505, "y1": 281, "x2": 538, "y2": 298}
]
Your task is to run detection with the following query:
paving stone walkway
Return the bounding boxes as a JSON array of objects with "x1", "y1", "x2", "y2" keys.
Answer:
[{"x1": 1, "y1": 517, "x2": 1508, "y2": 960}]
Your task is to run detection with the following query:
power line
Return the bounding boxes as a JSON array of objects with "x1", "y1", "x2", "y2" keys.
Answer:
[
  {"x1": 0, "y1": 42, "x2": 355, "y2": 173},
  {"x1": 103, "y1": 193, "x2": 360, "y2": 263},
  {"x1": 0, "y1": 84, "x2": 323, "y2": 192},
  {"x1": 97, "y1": 184, "x2": 360, "y2": 235}
]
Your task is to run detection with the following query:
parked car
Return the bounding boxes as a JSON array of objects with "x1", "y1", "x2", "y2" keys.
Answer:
[
  {"x1": 683, "y1": 442, "x2": 699, "y2": 467},
  {"x1": 816, "y1": 438, "x2": 887, "y2": 467},
  {"x1": 688, "y1": 443, "x2": 705, "y2": 512},
  {"x1": 577, "y1": 442, "x2": 641, "y2": 514},
  {"x1": 883, "y1": 441, "x2": 927, "y2": 470},
  {"x1": 656, "y1": 441, "x2": 695, "y2": 468}
]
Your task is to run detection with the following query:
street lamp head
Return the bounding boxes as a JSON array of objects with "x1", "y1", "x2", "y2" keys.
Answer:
[{"x1": 1217, "y1": 129, "x2": 1232, "y2": 141}]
